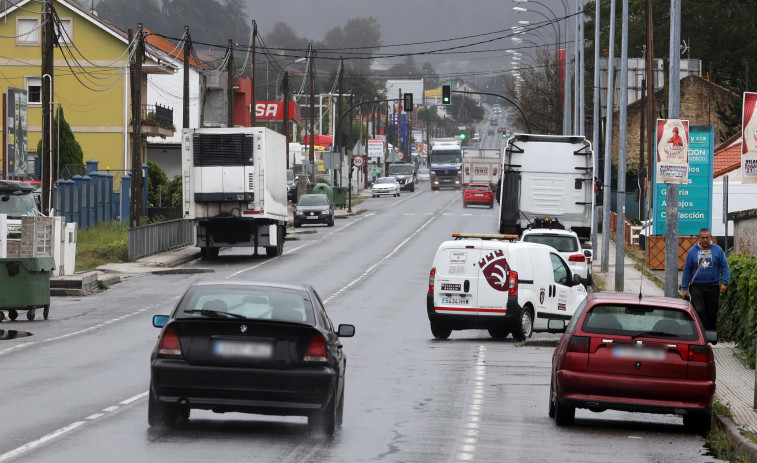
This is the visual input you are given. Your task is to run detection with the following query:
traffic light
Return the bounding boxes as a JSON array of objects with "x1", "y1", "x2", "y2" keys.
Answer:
[
  {"x1": 459, "y1": 133, "x2": 466, "y2": 140},
  {"x1": 442, "y1": 84, "x2": 451, "y2": 105},
  {"x1": 403, "y1": 93, "x2": 413, "y2": 112}
]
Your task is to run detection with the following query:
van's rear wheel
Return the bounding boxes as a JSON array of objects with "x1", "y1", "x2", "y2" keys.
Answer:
[
  {"x1": 488, "y1": 326, "x2": 509, "y2": 340},
  {"x1": 430, "y1": 321, "x2": 451, "y2": 340},
  {"x1": 512, "y1": 307, "x2": 533, "y2": 341}
]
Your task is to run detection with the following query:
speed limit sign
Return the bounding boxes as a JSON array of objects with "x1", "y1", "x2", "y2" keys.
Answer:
[
  {"x1": 353, "y1": 155, "x2": 365, "y2": 168},
  {"x1": 397, "y1": 151, "x2": 405, "y2": 161}
]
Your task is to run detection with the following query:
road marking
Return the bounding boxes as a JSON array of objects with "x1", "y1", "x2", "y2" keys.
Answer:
[
  {"x1": 0, "y1": 421, "x2": 85, "y2": 462},
  {"x1": 120, "y1": 391, "x2": 148, "y2": 405},
  {"x1": 458, "y1": 345, "x2": 486, "y2": 462}
]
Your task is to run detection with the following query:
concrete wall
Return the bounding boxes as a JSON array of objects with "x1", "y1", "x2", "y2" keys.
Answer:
[{"x1": 730, "y1": 208, "x2": 757, "y2": 256}]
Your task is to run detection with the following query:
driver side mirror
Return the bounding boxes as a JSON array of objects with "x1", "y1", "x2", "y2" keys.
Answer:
[
  {"x1": 572, "y1": 274, "x2": 581, "y2": 286},
  {"x1": 547, "y1": 319, "x2": 567, "y2": 333},
  {"x1": 583, "y1": 249, "x2": 592, "y2": 259}
]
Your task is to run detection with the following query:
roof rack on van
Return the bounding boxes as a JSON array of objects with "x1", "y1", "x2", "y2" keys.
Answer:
[{"x1": 452, "y1": 233, "x2": 519, "y2": 241}]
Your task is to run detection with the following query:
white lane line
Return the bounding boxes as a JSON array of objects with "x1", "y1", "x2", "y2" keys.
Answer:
[
  {"x1": 85, "y1": 413, "x2": 104, "y2": 420},
  {"x1": 120, "y1": 391, "x2": 148, "y2": 405},
  {"x1": 322, "y1": 196, "x2": 457, "y2": 305},
  {"x1": 0, "y1": 421, "x2": 85, "y2": 462},
  {"x1": 458, "y1": 345, "x2": 486, "y2": 462},
  {"x1": 102, "y1": 406, "x2": 119, "y2": 412}
]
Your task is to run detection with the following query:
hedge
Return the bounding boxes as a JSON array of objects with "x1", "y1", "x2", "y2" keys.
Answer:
[{"x1": 719, "y1": 254, "x2": 757, "y2": 366}]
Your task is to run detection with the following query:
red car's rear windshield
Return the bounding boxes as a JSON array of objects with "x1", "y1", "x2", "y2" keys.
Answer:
[
  {"x1": 580, "y1": 304, "x2": 699, "y2": 341},
  {"x1": 467, "y1": 185, "x2": 490, "y2": 191}
]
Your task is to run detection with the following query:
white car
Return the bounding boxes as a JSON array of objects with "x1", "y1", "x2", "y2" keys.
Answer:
[
  {"x1": 372, "y1": 177, "x2": 400, "y2": 197},
  {"x1": 417, "y1": 168, "x2": 430, "y2": 182},
  {"x1": 520, "y1": 228, "x2": 593, "y2": 286}
]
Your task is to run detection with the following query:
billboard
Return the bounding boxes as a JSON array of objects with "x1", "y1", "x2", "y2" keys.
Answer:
[
  {"x1": 653, "y1": 125, "x2": 713, "y2": 236},
  {"x1": 5, "y1": 87, "x2": 28, "y2": 177},
  {"x1": 741, "y1": 92, "x2": 757, "y2": 183}
]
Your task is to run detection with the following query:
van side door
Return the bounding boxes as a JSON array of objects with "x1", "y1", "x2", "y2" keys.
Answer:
[
  {"x1": 476, "y1": 245, "x2": 511, "y2": 318},
  {"x1": 549, "y1": 252, "x2": 583, "y2": 320}
]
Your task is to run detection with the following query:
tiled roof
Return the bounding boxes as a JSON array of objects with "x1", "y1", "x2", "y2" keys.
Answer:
[
  {"x1": 714, "y1": 132, "x2": 741, "y2": 178},
  {"x1": 144, "y1": 30, "x2": 209, "y2": 70}
]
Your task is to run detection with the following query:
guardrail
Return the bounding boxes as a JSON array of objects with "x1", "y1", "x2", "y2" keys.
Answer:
[{"x1": 127, "y1": 219, "x2": 194, "y2": 261}]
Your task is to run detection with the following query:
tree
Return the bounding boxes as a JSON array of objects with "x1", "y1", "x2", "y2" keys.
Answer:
[
  {"x1": 91, "y1": 0, "x2": 167, "y2": 35},
  {"x1": 35, "y1": 107, "x2": 84, "y2": 180},
  {"x1": 322, "y1": 17, "x2": 381, "y2": 72},
  {"x1": 387, "y1": 56, "x2": 423, "y2": 79},
  {"x1": 505, "y1": 49, "x2": 562, "y2": 135},
  {"x1": 146, "y1": 161, "x2": 168, "y2": 207}
]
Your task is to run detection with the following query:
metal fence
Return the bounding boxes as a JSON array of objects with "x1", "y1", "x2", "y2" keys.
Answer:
[{"x1": 127, "y1": 219, "x2": 194, "y2": 261}]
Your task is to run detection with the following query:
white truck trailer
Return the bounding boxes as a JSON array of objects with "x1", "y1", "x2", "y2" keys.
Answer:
[
  {"x1": 497, "y1": 134, "x2": 594, "y2": 243},
  {"x1": 182, "y1": 127, "x2": 288, "y2": 259},
  {"x1": 461, "y1": 148, "x2": 500, "y2": 190}
]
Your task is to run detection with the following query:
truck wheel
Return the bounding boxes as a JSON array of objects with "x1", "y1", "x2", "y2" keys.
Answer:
[
  {"x1": 430, "y1": 321, "x2": 451, "y2": 340},
  {"x1": 201, "y1": 247, "x2": 219, "y2": 260},
  {"x1": 488, "y1": 326, "x2": 509, "y2": 340}
]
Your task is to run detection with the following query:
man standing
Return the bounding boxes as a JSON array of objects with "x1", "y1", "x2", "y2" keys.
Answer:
[{"x1": 681, "y1": 228, "x2": 730, "y2": 330}]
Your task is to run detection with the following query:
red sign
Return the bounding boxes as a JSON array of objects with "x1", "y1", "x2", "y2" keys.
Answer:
[
  {"x1": 254, "y1": 102, "x2": 302, "y2": 122},
  {"x1": 353, "y1": 155, "x2": 365, "y2": 168}
]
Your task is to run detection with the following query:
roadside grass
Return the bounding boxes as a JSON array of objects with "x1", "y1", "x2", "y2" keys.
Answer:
[
  {"x1": 707, "y1": 400, "x2": 751, "y2": 462},
  {"x1": 75, "y1": 222, "x2": 128, "y2": 272}
]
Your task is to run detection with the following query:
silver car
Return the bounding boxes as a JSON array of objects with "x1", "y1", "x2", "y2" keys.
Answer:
[{"x1": 371, "y1": 177, "x2": 400, "y2": 197}]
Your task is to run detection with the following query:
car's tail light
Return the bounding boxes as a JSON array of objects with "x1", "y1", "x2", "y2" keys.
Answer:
[
  {"x1": 507, "y1": 270, "x2": 518, "y2": 296},
  {"x1": 688, "y1": 344, "x2": 713, "y2": 362},
  {"x1": 157, "y1": 326, "x2": 183, "y2": 357},
  {"x1": 303, "y1": 334, "x2": 329, "y2": 363},
  {"x1": 567, "y1": 336, "x2": 590, "y2": 353},
  {"x1": 569, "y1": 254, "x2": 586, "y2": 262},
  {"x1": 428, "y1": 267, "x2": 436, "y2": 293}
]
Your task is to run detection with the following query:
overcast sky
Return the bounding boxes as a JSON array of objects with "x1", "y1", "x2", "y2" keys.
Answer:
[{"x1": 244, "y1": 0, "x2": 573, "y2": 76}]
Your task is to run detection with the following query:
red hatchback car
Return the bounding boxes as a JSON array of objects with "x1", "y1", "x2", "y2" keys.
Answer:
[
  {"x1": 548, "y1": 293, "x2": 717, "y2": 432},
  {"x1": 463, "y1": 183, "x2": 494, "y2": 208}
]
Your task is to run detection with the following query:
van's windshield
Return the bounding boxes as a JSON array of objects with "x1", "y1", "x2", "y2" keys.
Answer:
[{"x1": 0, "y1": 193, "x2": 38, "y2": 218}]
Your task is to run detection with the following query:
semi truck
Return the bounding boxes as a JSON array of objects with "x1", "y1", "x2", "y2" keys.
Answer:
[
  {"x1": 428, "y1": 138, "x2": 463, "y2": 190},
  {"x1": 182, "y1": 127, "x2": 288, "y2": 259},
  {"x1": 497, "y1": 134, "x2": 594, "y2": 243},
  {"x1": 461, "y1": 148, "x2": 500, "y2": 190}
]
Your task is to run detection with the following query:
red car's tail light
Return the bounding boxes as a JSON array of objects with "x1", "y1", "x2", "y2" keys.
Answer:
[
  {"x1": 428, "y1": 267, "x2": 436, "y2": 293},
  {"x1": 567, "y1": 336, "x2": 590, "y2": 353},
  {"x1": 157, "y1": 326, "x2": 183, "y2": 357},
  {"x1": 568, "y1": 254, "x2": 586, "y2": 262},
  {"x1": 688, "y1": 344, "x2": 713, "y2": 362},
  {"x1": 507, "y1": 270, "x2": 518, "y2": 296},
  {"x1": 303, "y1": 334, "x2": 329, "y2": 363}
]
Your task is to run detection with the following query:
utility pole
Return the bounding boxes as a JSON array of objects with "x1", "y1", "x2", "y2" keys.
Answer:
[
  {"x1": 645, "y1": 0, "x2": 656, "y2": 225},
  {"x1": 591, "y1": 0, "x2": 601, "y2": 255},
  {"x1": 308, "y1": 43, "x2": 315, "y2": 183},
  {"x1": 601, "y1": 0, "x2": 616, "y2": 273},
  {"x1": 640, "y1": 80, "x2": 646, "y2": 221},
  {"x1": 282, "y1": 72, "x2": 290, "y2": 168},
  {"x1": 41, "y1": 0, "x2": 54, "y2": 213},
  {"x1": 183, "y1": 26, "x2": 191, "y2": 130},
  {"x1": 614, "y1": 0, "x2": 630, "y2": 291},
  {"x1": 664, "y1": 0, "x2": 682, "y2": 297},
  {"x1": 337, "y1": 57, "x2": 344, "y2": 186},
  {"x1": 562, "y1": 0, "x2": 571, "y2": 135},
  {"x1": 227, "y1": 40, "x2": 234, "y2": 127},
  {"x1": 130, "y1": 24, "x2": 145, "y2": 228},
  {"x1": 250, "y1": 21, "x2": 257, "y2": 127}
]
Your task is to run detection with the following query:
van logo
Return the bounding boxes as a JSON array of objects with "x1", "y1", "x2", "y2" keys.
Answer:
[
  {"x1": 479, "y1": 252, "x2": 510, "y2": 292},
  {"x1": 540, "y1": 288, "x2": 545, "y2": 304}
]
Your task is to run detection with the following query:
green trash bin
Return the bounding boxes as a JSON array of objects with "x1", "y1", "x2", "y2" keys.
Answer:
[
  {"x1": 332, "y1": 187, "x2": 348, "y2": 207},
  {"x1": 311, "y1": 183, "x2": 333, "y2": 203},
  {"x1": 0, "y1": 257, "x2": 55, "y2": 321}
]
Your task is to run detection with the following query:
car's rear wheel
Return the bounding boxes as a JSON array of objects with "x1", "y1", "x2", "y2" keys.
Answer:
[
  {"x1": 336, "y1": 383, "x2": 345, "y2": 428},
  {"x1": 430, "y1": 321, "x2": 451, "y2": 340},
  {"x1": 548, "y1": 380, "x2": 556, "y2": 418},
  {"x1": 554, "y1": 399, "x2": 575, "y2": 426},
  {"x1": 309, "y1": 391, "x2": 337, "y2": 436},
  {"x1": 148, "y1": 388, "x2": 178, "y2": 428},
  {"x1": 488, "y1": 325, "x2": 509, "y2": 340},
  {"x1": 683, "y1": 409, "x2": 712, "y2": 433},
  {"x1": 512, "y1": 307, "x2": 533, "y2": 341}
]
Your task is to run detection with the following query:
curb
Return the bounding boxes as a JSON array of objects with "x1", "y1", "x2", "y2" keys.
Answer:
[{"x1": 715, "y1": 414, "x2": 757, "y2": 462}]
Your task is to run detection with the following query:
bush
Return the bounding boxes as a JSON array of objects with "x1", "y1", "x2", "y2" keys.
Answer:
[{"x1": 718, "y1": 254, "x2": 757, "y2": 366}]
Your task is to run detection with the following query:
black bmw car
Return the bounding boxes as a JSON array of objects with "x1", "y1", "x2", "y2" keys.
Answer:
[{"x1": 149, "y1": 281, "x2": 355, "y2": 435}]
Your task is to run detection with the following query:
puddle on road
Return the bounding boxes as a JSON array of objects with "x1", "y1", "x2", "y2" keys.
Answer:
[{"x1": 0, "y1": 330, "x2": 33, "y2": 340}]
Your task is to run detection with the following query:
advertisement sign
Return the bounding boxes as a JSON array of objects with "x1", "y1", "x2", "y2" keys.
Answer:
[
  {"x1": 741, "y1": 92, "x2": 757, "y2": 183},
  {"x1": 653, "y1": 126, "x2": 714, "y2": 236},
  {"x1": 5, "y1": 87, "x2": 28, "y2": 177},
  {"x1": 367, "y1": 139, "x2": 384, "y2": 158},
  {"x1": 254, "y1": 101, "x2": 301, "y2": 121},
  {"x1": 655, "y1": 119, "x2": 689, "y2": 183}
]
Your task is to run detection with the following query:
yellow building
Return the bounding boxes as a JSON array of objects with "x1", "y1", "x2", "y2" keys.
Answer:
[{"x1": 0, "y1": 0, "x2": 172, "y2": 179}]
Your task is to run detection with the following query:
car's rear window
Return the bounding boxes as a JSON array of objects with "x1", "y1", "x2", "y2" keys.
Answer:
[
  {"x1": 177, "y1": 287, "x2": 315, "y2": 325},
  {"x1": 468, "y1": 185, "x2": 490, "y2": 191},
  {"x1": 522, "y1": 234, "x2": 578, "y2": 252},
  {"x1": 581, "y1": 304, "x2": 698, "y2": 340}
]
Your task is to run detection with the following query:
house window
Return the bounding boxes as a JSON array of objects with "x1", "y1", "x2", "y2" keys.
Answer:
[
  {"x1": 17, "y1": 18, "x2": 39, "y2": 45},
  {"x1": 56, "y1": 18, "x2": 72, "y2": 44},
  {"x1": 27, "y1": 77, "x2": 42, "y2": 104}
]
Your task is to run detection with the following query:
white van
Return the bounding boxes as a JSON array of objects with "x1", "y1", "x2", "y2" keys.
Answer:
[{"x1": 426, "y1": 233, "x2": 588, "y2": 341}]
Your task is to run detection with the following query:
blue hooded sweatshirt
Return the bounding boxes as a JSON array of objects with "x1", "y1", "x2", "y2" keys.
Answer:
[{"x1": 681, "y1": 242, "x2": 730, "y2": 290}]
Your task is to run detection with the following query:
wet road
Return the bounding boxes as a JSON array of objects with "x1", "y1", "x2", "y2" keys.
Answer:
[{"x1": 0, "y1": 183, "x2": 720, "y2": 462}]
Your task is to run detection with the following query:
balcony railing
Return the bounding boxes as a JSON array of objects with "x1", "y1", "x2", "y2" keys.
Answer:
[{"x1": 141, "y1": 104, "x2": 174, "y2": 130}]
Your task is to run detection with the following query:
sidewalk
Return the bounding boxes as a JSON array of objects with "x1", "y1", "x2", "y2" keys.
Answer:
[{"x1": 593, "y1": 236, "x2": 757, "y2": 459}]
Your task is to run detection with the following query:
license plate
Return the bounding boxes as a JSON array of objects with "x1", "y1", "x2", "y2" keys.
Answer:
[
  {"x1": 441, "y1": 296, "x2": 470, "y2": 305},
  {"x1": 306, "y1": 216, "x2": 319, "y2": 220},
  {"x1": 612, "y1": 346, "x2": 665, "y2": 360},
  {"x1": 214, "y1": 340, "x2": 273, "y2": 359},
  {"x1": 442, "y1": 179, "x2": 451, "y2": 182},
  {"x1": 474, "y1": 193, "x2": 484, "y2": 196}
]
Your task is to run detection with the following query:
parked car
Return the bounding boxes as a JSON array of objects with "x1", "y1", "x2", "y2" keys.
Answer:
[
  {"x1": 294, "y1": 194, "x2": 334, "y2": 228},
  {"x1": 548, "y1": 293, "x2": 716, "y2": 433},
  {"x1": 417, "y1": 168, "x2": 430, "y2": 182},
  {"x1": 463, "y1": 183, "x2": 494, "y2": 208},
  {"x1": 427, "y1": 234, "x2": 587, "y2": 341},
  {"x1": 0, "y1": 180, "x2": 42, "y2": 236},
  {"x1": 372, "y1": 177, "x2": 400, "y2": 197},
  {"x1": 520, "y1": 229, "x2": 592, "y2": 286},
  {"x1": 149, "y1": 280, "x2": 355, "y2": 435},
  {"x1": 287, "y1": 169, "x2": 297, "y2": 203}
]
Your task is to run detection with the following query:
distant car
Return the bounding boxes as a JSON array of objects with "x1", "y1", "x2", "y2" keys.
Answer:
[
  {"x1": 417, "y1": 168, "x2": 430, "y2": 182},
  {"x1": 520, "y1": 229, "x2": 592, "y2": 286},
  {"x1": 497, "y1": 127, "x2": 505, "y2": 133},
  {"x1": 372, "y1": 177, "x2": 400, "y2": 197},
  {"x1": 149, "y1": 280, "x2": 355, "y2": 435},
  {"x1": 549, "y1": 293, "x2": 716, "y2": 433},
  {"x1": 294, "y1": 193, "x2": 334, "y2": 228},
  {"x1": 286, "y1": 169, "x2": 297, "y2": 203},
  {"x1": 472, "y1": 133, "x2": 481, "y2": 142},
  {"x1": 463, "y1": 183, "x2": 494, "y2": 208}
]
